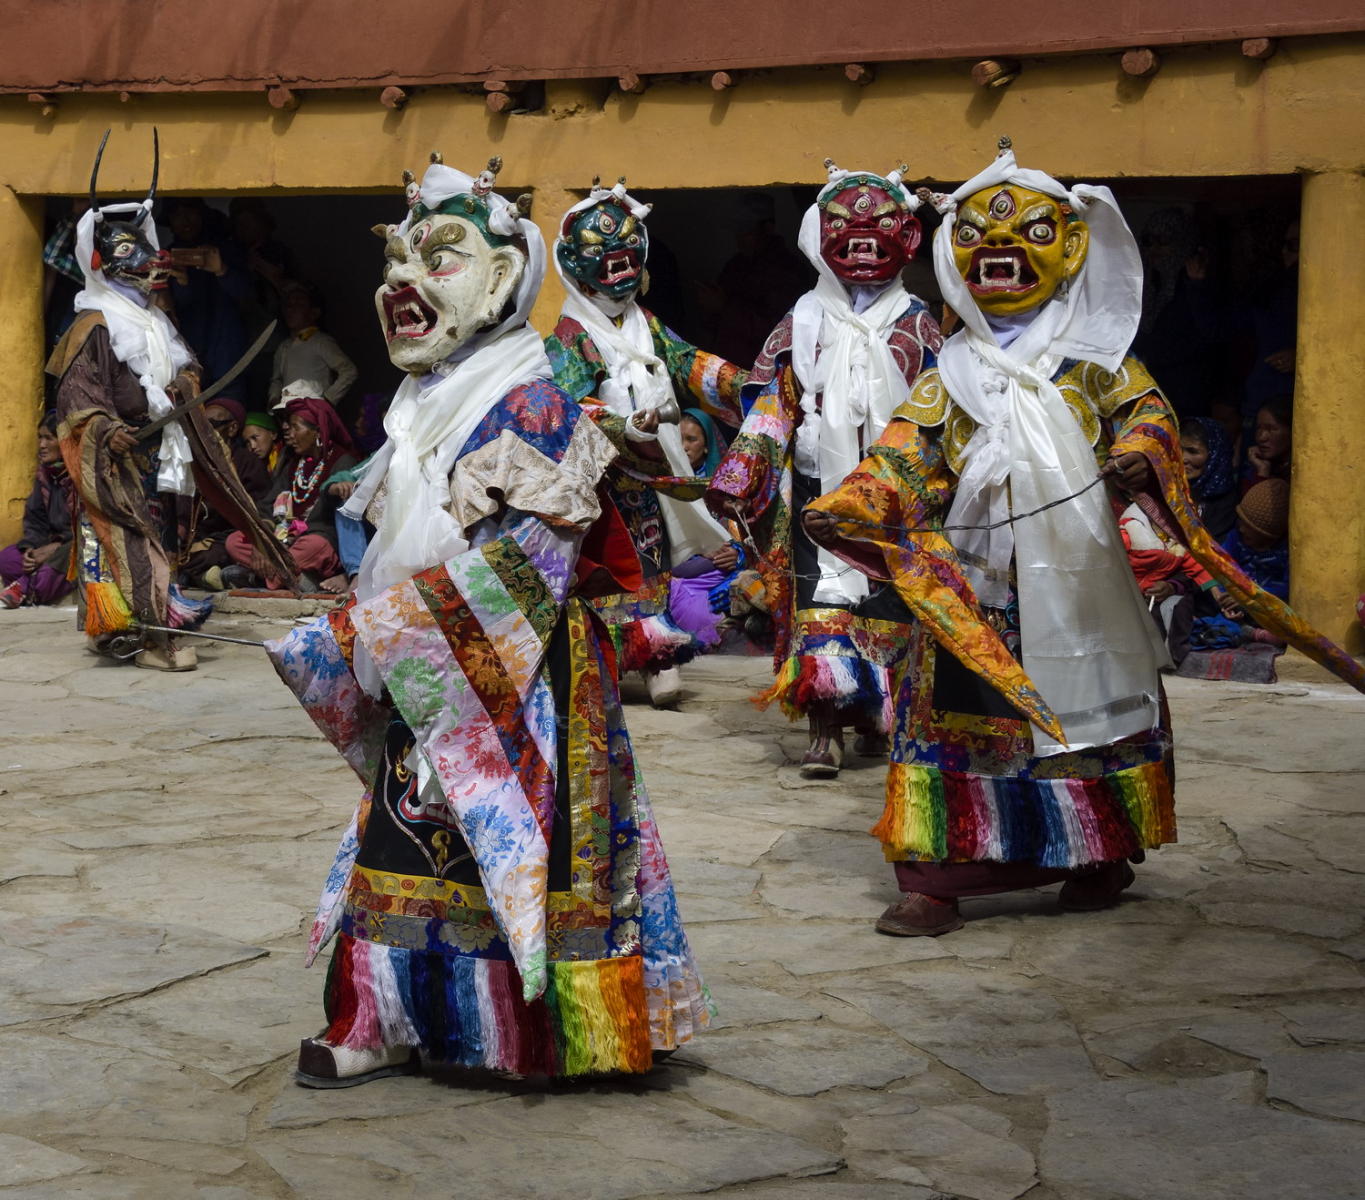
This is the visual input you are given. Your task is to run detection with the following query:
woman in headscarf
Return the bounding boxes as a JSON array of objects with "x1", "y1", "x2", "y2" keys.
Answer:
[
  {"x1": 0, "y1": 414, "x2": 75, "y2": 608},
  {"x1": 224, "y1": 385, "x2": 356, "y2": 591},
  {"x1": 1180, "y1": 414, "x2": 1237, "y2": 539}
]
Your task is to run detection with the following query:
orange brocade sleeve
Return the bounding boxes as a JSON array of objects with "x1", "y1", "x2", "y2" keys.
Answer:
[
  {"x1": 1110, "y1": 390, "x2": 1365, "y2": 693},
  {"x1": 805, "y1": 415, "x2": 1067, "y2": 744}
]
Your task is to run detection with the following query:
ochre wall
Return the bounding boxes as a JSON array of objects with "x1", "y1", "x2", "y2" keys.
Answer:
[
  {"x1": 0, "y1": 188, "x2": 44, "y2": 536},
  {"x1": 2, "y1": 35, "x2": 1362, "y2": 641},
  {"x1": 1292, "y1": 171, "x2": 1365, "y2": 653}
]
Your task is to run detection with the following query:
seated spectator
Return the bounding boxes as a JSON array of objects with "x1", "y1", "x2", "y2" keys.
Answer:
[
  {"x1": 1180, "y1": 415, "x2": 1237, "y2": 539},
  {"x1": 1, "y1": 415, "x2": 74, "y2": 608},
  {"x1": 1224, "y1": 478, "x2": 1290, "y2": 601},
  {"x1": 224, "y1": 387, "x2": 355, "y2": 593},
  {"x1": 1243, "y1": 397, "x2": 1292, "y2": 492},
  {"x1": 242, "y1": 411, "x2": 283, "y2": 473},
  {"x1": 668, "y1": 408, "x2": 744, "y2": 650},
  {"x1": 180, "y1": 397, "x2": 275, "y2": 591},
  {"x1": 1119, "y1": 499, "x2": 1238, "y2": 666},
  {"x1": 323, "y1": 454, "x2": 377, "y2": 594},
  {"x1": 267, "y1": 286, "x2": 358, "y2": 408}
]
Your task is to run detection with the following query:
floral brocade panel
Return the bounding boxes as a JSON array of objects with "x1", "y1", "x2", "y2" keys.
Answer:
[
  {"x1": 791, "y1": 607, "x2": 909, "y2": 669},
  {"x1": 341, "y1": 864, "x2": 614, "y2": 960},
  {"x1": 892, "y1": 615, "x2": 1170, "y2": 782}
]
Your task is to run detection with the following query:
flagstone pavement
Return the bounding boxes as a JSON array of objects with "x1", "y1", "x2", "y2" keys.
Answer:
[{"x1": 0, "y1": 602, "x2": 1362, "y2": 1199}]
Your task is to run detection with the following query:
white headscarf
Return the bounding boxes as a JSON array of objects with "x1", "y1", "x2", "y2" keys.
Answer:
[
  {"x1": 791, "y1": 164, "x2": 924, "y2": 605},
  {"x1": 342, "y1": 162, "x2": 554, "y2": 695},
  {"x1": 928, "y1": 144, "x2": 1166, "y2": 755},
  {"x1": 72, "y1": 205, "x2": 195, "y2": 496},
  {"x1": 553, "y1": 182, "x2": 731, "y2": 565}
]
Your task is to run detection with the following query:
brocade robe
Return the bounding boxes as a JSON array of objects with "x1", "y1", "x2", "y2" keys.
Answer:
[
  {"x1": 267, "y1": 379, "x2": 712, "y2": 1076},
  {"x1": 707, "y1": 301, "x2": 942, "y2": 728},
  {"x1": 547, "y1": 307, "x2": 745, "y2": 672},
  {"x1": 809, "y1": 357, "x2": 1365, "y2": 869}
]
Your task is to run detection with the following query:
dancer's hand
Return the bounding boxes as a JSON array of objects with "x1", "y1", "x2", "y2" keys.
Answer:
[
  {"x1": 709, "y1": 543, "x2": 740, "y2": 571},
  {"x1": 108, "y1": 425, "x2": 139, "y2": 454},
  {"x1": 1102, "y1": 451, "x2": 1152, "y2": 493},
  {"x1": 802, "y1": 509, "x2": 840, "y2": 543},
  {"x1": 631, "y1": 409, "x2": 660, "y2": 436}
]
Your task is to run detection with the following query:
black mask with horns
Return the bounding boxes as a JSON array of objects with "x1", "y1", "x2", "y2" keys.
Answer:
[{"x1": 88, "y1": 128, "x2": 170, "y2": 292}]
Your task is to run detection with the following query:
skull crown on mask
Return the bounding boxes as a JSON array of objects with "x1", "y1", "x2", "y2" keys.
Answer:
[
  {"x1": 819, "y1": 173, "x2": 922, "y2": 285},
  {"x1": 88, "y1": 128, "x2": 172, "y2": 294},
  {"x1": 951, "y1": 184, "x2": 1090, "y2": 317},
  {"x1": 557, "y1": 198, "x2": 649, "y2": 302},
  {"x1": 373, "y1": 161, "x2": 529, "y2": 374}
]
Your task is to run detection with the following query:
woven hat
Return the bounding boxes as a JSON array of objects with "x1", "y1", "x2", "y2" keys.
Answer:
[{"x1": 1236, "y1": 478, "x2": 1290, "y2": 541}]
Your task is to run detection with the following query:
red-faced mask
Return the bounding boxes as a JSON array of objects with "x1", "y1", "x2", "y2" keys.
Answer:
[{"x1": 818, "y1": 173, "x2": 922, "y2": 285}]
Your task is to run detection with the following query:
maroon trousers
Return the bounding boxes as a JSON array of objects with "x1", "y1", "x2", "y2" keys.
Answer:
[{"x1": 895, "y1": 860, "x2": 1094, "y2": 899}]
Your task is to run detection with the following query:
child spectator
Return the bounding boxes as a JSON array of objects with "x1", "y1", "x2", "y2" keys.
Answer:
[
  {"x1": 242, "y1": 411, "x2": 283, "y2": 473},
  {"x1": 1243, "y1": 398, "x2": 1292, "y2": 492},
  {"x1": 1225, "y1": 478, "x2": 1290, "y2": 600},
  {"x1": 1180, "y1": 414, "x2": 1237, "y2": 539},
  {"x1": 267, "y1": 286, "x2": 358, "y2": 408},
  {"x1": 1, "y1": 415, "x2": 74, "y2": 608}
]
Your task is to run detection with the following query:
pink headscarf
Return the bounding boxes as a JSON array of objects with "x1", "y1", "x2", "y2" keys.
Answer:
[{"x1": 284, "y1": 396, "x2": 354, "y2": 455}]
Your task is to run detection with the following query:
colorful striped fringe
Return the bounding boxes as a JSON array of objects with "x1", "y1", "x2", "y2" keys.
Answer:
[
  {"x1": 761, "y1": 652, "x2": 893, "y2": 730},
  {"x1": 322, "y1": 934, "x2": 655, "y2": 1077},
  {"x1": 83, "y1": 580, "x2": 134, "y2": 637},
  {"x1": 613, "y1": 612, "x2": 697, "y2": 674},
  {"x1": 874, "y1": 759, "x2": 1175, "y2": 867},
  {"x1": 166, "y1": 583, "x2": 213, "y2": 631}
]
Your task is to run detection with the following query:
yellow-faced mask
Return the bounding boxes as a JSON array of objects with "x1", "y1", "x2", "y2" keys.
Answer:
[{"x1": 950, "y1": 184, "x2": 1089, "y2": 317}]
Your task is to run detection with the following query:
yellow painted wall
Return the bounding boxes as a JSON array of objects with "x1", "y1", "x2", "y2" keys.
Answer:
[
  {"x1": 2, "y1": 34, "x2": 1363, "y2": 642},
  {"x1": 0, "y1": 187, "x2": 45, "y2": 537},
  {"x1": 1291, "y1": 170, "x2": 1365, "y2": 653}
]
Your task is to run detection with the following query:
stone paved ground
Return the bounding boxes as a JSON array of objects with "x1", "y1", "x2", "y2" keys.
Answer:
[{"x1": 1, "y1": 602, "x2": 1362, "y2": 1199}]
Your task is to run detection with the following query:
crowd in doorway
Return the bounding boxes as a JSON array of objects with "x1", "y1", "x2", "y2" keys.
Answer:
[{"x1": 15, "y1": 188, "x2": 1336, "y2": 664}]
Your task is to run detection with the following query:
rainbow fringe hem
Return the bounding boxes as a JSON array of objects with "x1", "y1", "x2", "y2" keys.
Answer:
[
  {"x1": 323, "y1": 934, "x2": 657, "y2": 1077},
  {"x1": 874, "y1": 759, "x2": 1175, "y2": 867},
  {"x1": 167, "y1": 583, "x2": 213, "y2": 631},
  {"x1": 761, "y1": 652, "x2": 894, "y2": 730},
  {"x1": 611, "y1": 612, "x2": 698, "y2": 674},
  {"x1": 83, "y1": 581, "x2": 134, "y2": 637}
]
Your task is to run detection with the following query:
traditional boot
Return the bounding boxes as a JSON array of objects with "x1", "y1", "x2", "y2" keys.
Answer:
[
  {"x1": 645, "y1": 666, "x2": 682, "y2": 709},
  {"x1": 135, "y1": 633, "x2": 198, "y2": 672},
  {"x1": 1058, "y1": 860, "x2": 1136, "y2": 912},
  {"x1": 295, "y1": 1036, "x2": 417, "y2": 1089},
  {"x1": 875, "y1": 893, "x2": 965, "y2": 937},
  {"x1": 852, "y1": 722, "x2": 890, "y2": 758},
  {"x1": 799, "y1": 707, "x2": 844, "y2": 779}
]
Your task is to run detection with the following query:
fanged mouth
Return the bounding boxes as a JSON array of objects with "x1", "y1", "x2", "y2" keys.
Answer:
[
  {"x1": 967, "y1": 248, "x2": 1038, "y2": 294},
  {"x1": 382, "y1": 286, "x2": 438, "y2": 340},
  {"x1": 600, "y1": 249, "x2": 639, "y2": 286},
  {"x1": 832, "y1": 235, "x2": 891, "y2": 266}
]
